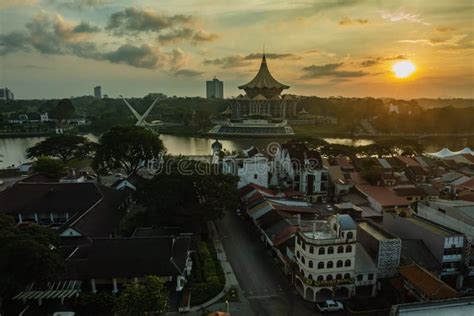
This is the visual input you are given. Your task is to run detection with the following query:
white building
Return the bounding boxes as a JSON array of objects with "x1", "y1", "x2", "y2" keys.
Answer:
[
  {"x1": 294, "y1": 214, "x2": 377, "y2": 302},
  {"x1": 274, "y1": 141, "x2": 328, "y2": 202},
  {"x1": 222, "y1": 153, "x2": 269, "y2": 189}
]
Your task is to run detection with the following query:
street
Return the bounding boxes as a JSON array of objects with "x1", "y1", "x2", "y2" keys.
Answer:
[{"x1": 215, "y1": 211, "x2": 349, "y2": 316}]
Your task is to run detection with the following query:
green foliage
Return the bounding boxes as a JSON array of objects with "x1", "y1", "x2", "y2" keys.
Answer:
[
  {"x1": 114, "y1": 275, "x2": 168, "y2": 316},
  {"x1": 49, "y1": 99, "x2": 75, "y2": 124},
  {"x1": 189, "y1": 242, "x2": 225, "y2": 306},
  {"x1": 0, "y1": 214, "x2": 64, "y2": 298},
  {"x1": 93, "y1": 126, "x2": 165, "y2": 175},
  {"x1": 72, "y1": 292, "x2": 117, "y2": 315},
  {"x1": 32, "y1": 157, "x2": 66, "y2": 178},
  {"x1": 27, "y1": 134, "x2": 95, "y2": 163},
  {"x1": 135, "y1": 160, "x2": 239, "y2": 230}
]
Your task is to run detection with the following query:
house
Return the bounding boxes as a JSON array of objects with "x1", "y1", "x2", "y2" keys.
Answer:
[
  {"x1": 328, "y1": 165, "x2": 353, "y2": 199},
  {"x1": 357, "y1": 221, "x2": 401, "y2": 278},
  {"x1": 393, "y1": 186, "x2": 427, "y2": 203},
  {"x1": 65, "y1": 236, "x2": 193, "y2": 293},
  {"x1": 398, "y1": 264, "x2": 458, "y2": 301},
  {"x1": 274, "y1": 140, "x2": 328, "y2": 203},
  {"x1": 405, "y1": 166, "x2": 429, "y2": 183},
  {"x1": 293, "y1": 214, "x2": 377, "y2": 302},
  {"x1": 382, "y1": 212, "x2": 466, "y2": 288},
  {"x1": 222, "y1": 152, "x2": 269, "y2": 189},
  {"x1": 356, "y1": 184, "x2": 411, "y2": 213}
]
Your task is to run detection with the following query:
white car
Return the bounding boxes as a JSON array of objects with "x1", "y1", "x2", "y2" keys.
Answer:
[{"x1": 316, "y1": 300, "x2": 344, "y2": 312}]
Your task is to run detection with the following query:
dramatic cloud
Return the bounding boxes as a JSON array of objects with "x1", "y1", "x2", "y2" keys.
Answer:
[
  {"x1": 359, "y1": 55, "x2": 407, "y2": 67},
  {"x1": 204, "y1": 52, "x2": 298, "y2": 68},
  {"x1": 106, "y1": 7, "x2": 194, "y2": 35},
  {"x1": 174, "y1": 69, "x2": 204, "y2": 77},
  {"x1": 301, "y1": 63, "x2": 368, "y2": 79},
  {"x1": 105, "y1": 7, "x2": 218, "y2": 45},
  {"x1": 0, "y1": 12, "x2": 187, "y2": 70},
  {"x1": 379, "y1": 11, "x2": 430, "y2": 25},
  {"x1": 339, "y1": 17, "x2": 368, "y2": 26}
]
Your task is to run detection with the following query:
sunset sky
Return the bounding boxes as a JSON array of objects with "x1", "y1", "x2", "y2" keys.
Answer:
[{"x1": 0, "y1": 0, "x2": 473, "y2": 99}]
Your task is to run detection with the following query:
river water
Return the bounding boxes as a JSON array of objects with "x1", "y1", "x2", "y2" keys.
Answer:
[{"x1": 0, "y1": 134, "x2": 471, "y2": 169}]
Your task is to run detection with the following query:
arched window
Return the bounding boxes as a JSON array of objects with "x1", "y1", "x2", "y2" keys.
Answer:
[
  {"x1": 327, "y1": 261, "x2": 334, "y2": 269},
  {"x1": 347, "y1": 232, "x2": 354, "y2": 240},
  {"x1": 317, "y1": 275, "x2": 324, "y2": 281},
  {"x1": 344, "y1": 273, "x2": 351, "y2": 279},
  {"x1": 318, "y1": 247, "x2": 325, "y2": 255},
  {"x1": 345, "y1": 259, "x2": 351, "y2": 267},
  {"x1": 346, "y1": 245, "x2": 352, "y2": 253},
  {"x1": 337, "y1": 246, "x2": 344, "y2": 253},
  {"x1": 309, "y1": 260, "x2": 313, "y2": 268},
  {"x1": 302, "y1": 257, "x2": 306, "y2": 264},
  {"x1": 318, "y1": 262, "x2": 324, "y2": 269},
  {"x1": 296, "y1": 251, "x2": 300, "y2": 258},
  {"x1": 328, "y1": 247, "x2": 334, "y2": 254},
  {"x1": 326, "y1": 274, "x2": 333, "y2": 281},
  {"x1": 308, "y1": 274, "x2": 313, "y2": 280},
  {"x1": 336, "y1": 274, "x2": 342, "y2": 280},
  {"x1": 309, "y1": 246, "x2": 314, "y2": 254},
  {"x1": 302, "y1": 243, "x2": 306, "y2": 251},
  {"x1": 337, "y1": 260, "x2": 343, "y2": 268}
]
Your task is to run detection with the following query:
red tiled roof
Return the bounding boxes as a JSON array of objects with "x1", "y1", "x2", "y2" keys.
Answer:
[
  {"x1": 399, "y1": 264, "x2": 459, "y2": 300},
  {"x1": 239, "y1": 183, "x2": 275, "y2": 198},
  {"x1": 398, "y1": 156, "x2": 420, "y2": 167},
  {"x1": 357, "y1": 184, "x2": 410, "y2": 207}
]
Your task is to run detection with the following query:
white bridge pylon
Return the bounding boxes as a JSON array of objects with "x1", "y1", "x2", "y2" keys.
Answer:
[{"x1": 121, "y1": 95, "x2": 160, "y2": 130}]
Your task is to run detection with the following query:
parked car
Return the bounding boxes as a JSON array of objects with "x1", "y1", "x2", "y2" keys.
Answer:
[{"x1": 316, "y1": 300, "x2": 344, "y2": 312}]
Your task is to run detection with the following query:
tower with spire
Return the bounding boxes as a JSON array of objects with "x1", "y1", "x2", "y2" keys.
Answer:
[{"x1": 230, "y1": 53, "x2": 296, "y2": 119}]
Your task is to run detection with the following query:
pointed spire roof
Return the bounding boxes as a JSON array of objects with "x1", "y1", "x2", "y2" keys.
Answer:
[{"x1": 238, "y1": 54, "x2": 289, "y2": 91}]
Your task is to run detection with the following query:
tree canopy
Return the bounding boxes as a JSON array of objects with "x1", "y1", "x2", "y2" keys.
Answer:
[
  {"x1": 114, "y1": 275, "x2": 168, "y2": 316},
  {"x1": 27, "y1": 134, "x2": 95, "y2": 163},
  {"x1": 32, "y1": 157, "x2": 66, "y2": 179},
  {"x1": 49, "y1": 98, "x2": 75, "y2": 124},
  {"x1": 93, "y1": 126, "x2": 165, "y2": 175},
  {"x1": 0, "y1": 214, "x2": 64, "y2": 298},
  {"x1": 132, "y1": 159, "x2": 239, "y2": 231}
]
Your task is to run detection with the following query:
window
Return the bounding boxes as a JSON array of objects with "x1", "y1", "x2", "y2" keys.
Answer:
[
  {"x1": 345, "y1": 259, "x2": 351, "y2": 267},
  {"x1": 327, "y1": 261, "x2": 334, "y2": 269},
  {"x1": 309, "y1": 260, "x2": 313, "y2": 268},
  {"x1": 318, "y1": 247, "x2": 325, "y2": 255},
  {"x1": 346, "y1": 245, "x2": 352, "y2": 253},
  {"x1": 336, "y1": 274, "x2": 342, "y2": 280},
  {"x1": 368, "y1": 273, "x2": 374, "y2": 280},
  {"x1": 318, "y1": 262, "x2": 324, "y2": 269},
  {"x1": 308, "y1": 274, "x2": 313, "y2": 280},
  {"x1": 328, "y1": 247, "x2": 334, "y2": 254},
  {"x1": 357, "y1": 274, "x2": 363, "y2": 281},
  {"x1": 317, "y1": 275, "x2": 324, "y2": 281},
  {"x1": 337, "y1": 246, "x2": 344, "y2": 253},
  {"x1": 309, "y1": 246, "x2": 314, "y2": 254},
  {"x1": 254, "y1": 174, "x2": 258, "y2": 179},
  {"x1": 344, "y1": 273, "x2": 351, "y2": 279},
  {"x1": 337, "y1": 260, "x2": 343, "y2": 268},
  {"x1": 347, "y1": 232, "x2": 354, "y2": 240},
  {"x1": 302, "y1": 243, "x2": 306, "y2": 251},
  {"x1": 326, "y1": 275, "x2": 333, "y2": 281},
  {"x1": 302, "y1": 257, "x2": 306, "y2": 264},
  {"x1": 296, "y1": 251, "x2": 300, "y2": 258}
]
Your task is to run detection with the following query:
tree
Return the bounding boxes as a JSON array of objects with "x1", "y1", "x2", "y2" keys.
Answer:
[
  {"x1": 27, "y1": 134, "x2": 95, "y2": 163},
  {"x1": 93, "y1": 126, "x2": 165, "y2": 175},
  {"x1": 49, "y1": 98, "x2": 75, "y2": 125},
  {"x1": 0, "y1": 214, "x2": 64, "y2": 300},
  {"x1": 114, "y1": 275, "x2": 168, "y2": 316},
  {"x1": 32, "y1": 157, "x2": 66, "y2": 179},
  {"x1": 134, "y1": 159, "x2": 239, "y2": 230}
]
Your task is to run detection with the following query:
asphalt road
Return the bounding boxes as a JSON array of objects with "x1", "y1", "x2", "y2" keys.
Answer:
[{"x1": 215, "y1": 211, "x2": 350, "y2": 316}]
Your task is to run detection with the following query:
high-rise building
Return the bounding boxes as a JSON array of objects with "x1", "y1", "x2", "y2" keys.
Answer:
[
  {"x1": 0, "y1": 87, "x2": 14, "y2": 101},
  {"x1": 94, "y1": 86, "x2": 102, "y2": 99},
  {"x1": 206, "y1": 77, "x2": 224, "y2": 99}
]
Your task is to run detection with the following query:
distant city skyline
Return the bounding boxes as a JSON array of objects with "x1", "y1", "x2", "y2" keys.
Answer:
[{"x1": 0, "y1": 1, "x2": 473, "y2": 99}]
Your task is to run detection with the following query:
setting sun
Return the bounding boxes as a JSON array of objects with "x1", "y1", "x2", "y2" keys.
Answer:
[{"x1": 392, "y1": 61, "x2": 416, "y2": 78}]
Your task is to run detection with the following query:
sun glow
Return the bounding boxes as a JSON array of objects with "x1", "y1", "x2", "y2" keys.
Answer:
[{"x1": 392, "y1": 61, "x2": 416, "y2": 78}]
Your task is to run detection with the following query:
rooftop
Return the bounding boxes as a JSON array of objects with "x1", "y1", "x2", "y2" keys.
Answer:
[
  {"x1": 358, "y1": 221, "x2": 395, "y2": 241},
  {"x1": 357, "y1": 184, "x2": 410, "y2": 207}
]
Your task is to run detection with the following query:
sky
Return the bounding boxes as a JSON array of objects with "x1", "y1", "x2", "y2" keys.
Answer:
[{"x1": 0, "y1": 0, "x2": 473, "y2": 99}]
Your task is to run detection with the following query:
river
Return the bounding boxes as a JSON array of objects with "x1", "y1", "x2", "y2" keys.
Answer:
[{"x1": 0, "y1": 134, "x2": 472, "y2": 169}]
